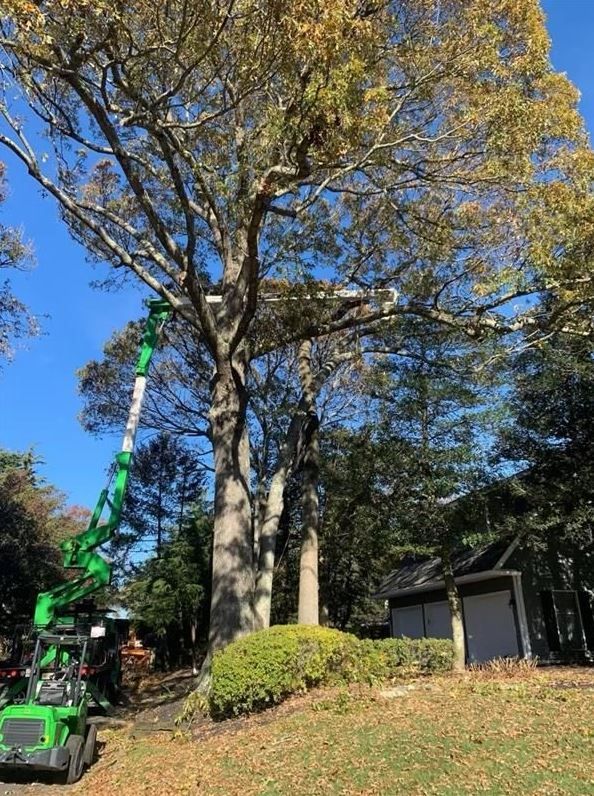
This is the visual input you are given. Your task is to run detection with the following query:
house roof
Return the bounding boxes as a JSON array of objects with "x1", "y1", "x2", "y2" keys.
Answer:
[{"x1": 374, "y1": 537, "x2": 518, "y2": 599}]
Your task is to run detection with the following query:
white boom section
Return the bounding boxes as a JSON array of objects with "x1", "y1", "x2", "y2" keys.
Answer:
[
  {"x1": 122, "y1": 375, "x2": 147, "y2": 454},
  {"x1": 177, "y1": 288, "x2": 399, "y2": 308}
]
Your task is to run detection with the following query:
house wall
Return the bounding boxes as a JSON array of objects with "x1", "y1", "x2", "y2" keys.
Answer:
[
  {"x1": 506, "y1": 544, "x2": 594, "y2": 660},
  {"x1": 388, "y1": 576, "x2": 525, "y2": 660},
  {"x1": 506, "y1": 550, "x2": 551, "y2": 658}
]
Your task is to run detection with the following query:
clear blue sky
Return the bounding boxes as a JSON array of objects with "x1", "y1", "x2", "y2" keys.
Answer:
[{"x1": 0, "y1": 0, "x2": 592, "y2": 509}]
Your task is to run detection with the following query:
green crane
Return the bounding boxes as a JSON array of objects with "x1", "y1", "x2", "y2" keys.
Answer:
[{"x1": 0, "y1": 299, "x2": 171, "y2": 783}]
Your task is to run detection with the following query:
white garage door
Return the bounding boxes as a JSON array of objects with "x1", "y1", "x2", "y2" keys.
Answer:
[
  {"x1": 425, "y1": 601, "x2": 453, "y2": 640},
  {"x1": 463, "y1": 591, "x2": 519, "y2": 663},
  {"x1": 392, "y1": 605, "x2": 424, "y2": 639}
]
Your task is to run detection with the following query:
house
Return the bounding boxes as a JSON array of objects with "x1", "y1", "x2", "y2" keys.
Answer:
[{"x1": 374, "y1": 536, "x2": 594, "y2": 663}]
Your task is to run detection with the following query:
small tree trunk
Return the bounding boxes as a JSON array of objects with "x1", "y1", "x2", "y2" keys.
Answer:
[
  {"x1": 208, "y1": 357, "x2": 254, "y2": 652},
  {"x1": 442, "y1": 545, "x2": 466, "y2": 671},
  {"x1": 190, "y1": 620, "x2": 198, "y2": 675},
  {"x1": 298, "y1": 417, "x2": 320, "y2": 624},
  {"x1": 254, "y1": 410, "x2": 305, "y2": 629},
  {"x1": 254, "y1": 341, "x2": 347, "y2": 629},
  {"x1": 254, "y1": 469, "x2": 289, "y2": 628}
]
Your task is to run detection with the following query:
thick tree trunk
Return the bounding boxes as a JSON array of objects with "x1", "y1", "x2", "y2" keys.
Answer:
[
  {"x1": 208, "y1": 358, "x2": 254, "y2": 652},
  {"x1": 442, "y1": 546, "x2": 466, "y2": 671},
  {"x1": 298, "y1": 418, "x2": 320, "y2": 624}
]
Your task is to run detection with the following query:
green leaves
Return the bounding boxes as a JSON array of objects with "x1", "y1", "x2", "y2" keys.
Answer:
[
  {"x1": 497, "y1": 335, "x2": 594, "y2": 558},
  {"x1": 2, "y1": 0, "x2": 592, "y2": 340},
  {"x1": 119, "y1": 497, "x2": 212, "y2": 659}
]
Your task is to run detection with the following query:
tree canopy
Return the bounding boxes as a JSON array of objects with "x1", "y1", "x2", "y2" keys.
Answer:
[
  {"x1": 117, "y1": 432, "x2": 206, "y2": 565},
  {"x1": 497, "y1": 337, "x2": 594, "y2": 560},
  {"x1": 1, "y1": 0, "x2": 592, "y2": 339}
]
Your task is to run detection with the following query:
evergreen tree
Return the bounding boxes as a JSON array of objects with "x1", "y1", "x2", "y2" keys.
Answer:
[
  {"x1": 111, "y1": 433, "x2": 206, "y2": 577},
  {"x1": 368, "y1": 324, "x2": 499, "y2": 668},
  {"x1": 317, "y1": 428, "x2": 401, "y2": 630},
  {"x1": 498, "y1": 337, "x2": 594, "y2": 577},
  {"x1": 121, "y1": 503, "x2": 212, "y2": 671}
]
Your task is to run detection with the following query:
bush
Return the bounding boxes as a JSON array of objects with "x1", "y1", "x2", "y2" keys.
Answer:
[
  {"x1": 209, "y1": 625, "x2": 453, "y2": 718},
  {"x1": 378, "y1": 637, "x2": 455, "y2": 675},
  {"x1": 210, "y1": 625, "x2": 360, "y2": 718},
  {"x1": 378, "y1": 638, "x2": 454, "y2": 676},
  {"x1": 340, "y1": 637, "x2": 454, "y2": 683}
]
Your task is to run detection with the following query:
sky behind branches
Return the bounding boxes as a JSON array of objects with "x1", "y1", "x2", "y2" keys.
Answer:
[{"x1": 0, "y1": 0, "x2": 592, "y2": 508}]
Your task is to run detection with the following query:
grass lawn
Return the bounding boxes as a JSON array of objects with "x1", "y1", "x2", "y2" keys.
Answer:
[{"x1": 76, "y1": 667, "x2": 594, "y2": 795}]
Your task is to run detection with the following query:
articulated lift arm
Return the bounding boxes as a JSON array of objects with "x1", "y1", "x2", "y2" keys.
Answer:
[{"x1": 33, "y1": 300, "x2": 172, "y2": 628}]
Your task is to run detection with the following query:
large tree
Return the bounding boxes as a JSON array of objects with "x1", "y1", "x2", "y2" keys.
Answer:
[
  {"x1": 78, "y1": 315, "x2": 362, "y2": 627},
  {"x1": 2, "y1": 0, "x2": 593, "y2": 652}
]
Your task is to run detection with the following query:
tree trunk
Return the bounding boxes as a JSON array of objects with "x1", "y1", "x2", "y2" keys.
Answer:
[
  {"x1": 208, "y1": 357, "x2": 254, "y2": 652},
  {"x1": 296, "y1": 340, "x2": 320, "y2": 625},
  {"x1": 254, "y1": 411, "x2": 304, "y2": 629},
  {"x1": 252, "y1": 472, "x2": 268, "y2": 575},
  {"x1": 442, "y1": 546, "x2": 466, "y2": 671},
  {"x1": 298, "y1": 417, "x2": 320, "y2": 624},
  {"x1": 254, "y1": 470, "x2": 289, "y2": 628},
  {"x1": 254, "y1": 341, "x2": 347, "y2": 629},
  {"x1": 190, "y1": 620, "x2": 198, "y2": 676}
]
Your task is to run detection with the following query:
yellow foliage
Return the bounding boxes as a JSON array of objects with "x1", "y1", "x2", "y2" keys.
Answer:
[{"x1": 2, "y1": 0, "x2": 593, "y2": 321}]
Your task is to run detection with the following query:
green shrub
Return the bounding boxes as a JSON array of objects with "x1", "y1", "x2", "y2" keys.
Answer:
[
  {"x1": 341, "y1": 638, "x2": 392, "y2": 683},
  {"x1": 378, "y1": 637, "x2": 455, "y2": 675},
  {"x1": 210, "y1": 625, "x2": 360, "y2": 718},
  {"x1": 209, "y1": 625, "x2": 453, "y2": 719},
  {"x1": 341, "y1": 637, "x2": 454, "y2": 683}
]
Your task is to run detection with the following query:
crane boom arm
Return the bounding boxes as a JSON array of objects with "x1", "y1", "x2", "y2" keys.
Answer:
[{"x1": 33, "y1": 299, "x2": 172, "y2": 628}]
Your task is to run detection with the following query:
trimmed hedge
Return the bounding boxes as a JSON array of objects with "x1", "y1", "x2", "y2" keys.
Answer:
[{"x1": 210, "y1": 625, "x2": 453, "y2": 718}]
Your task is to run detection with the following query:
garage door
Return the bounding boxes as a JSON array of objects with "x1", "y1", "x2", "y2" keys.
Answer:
[
  {"x1": 463, "y1": 591, "x2": 519, "y2": 663},
  {"x1": 425, "y1": 601, "x2": 453, "y2": 640},
  {"x1": 392, "y1": 605, "x2": 424, "y2": 639}
]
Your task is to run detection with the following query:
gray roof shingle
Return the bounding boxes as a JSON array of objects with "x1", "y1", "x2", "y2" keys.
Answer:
[{"x1": 374, "y1": 538, "x2": 515, "y2": 598}]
